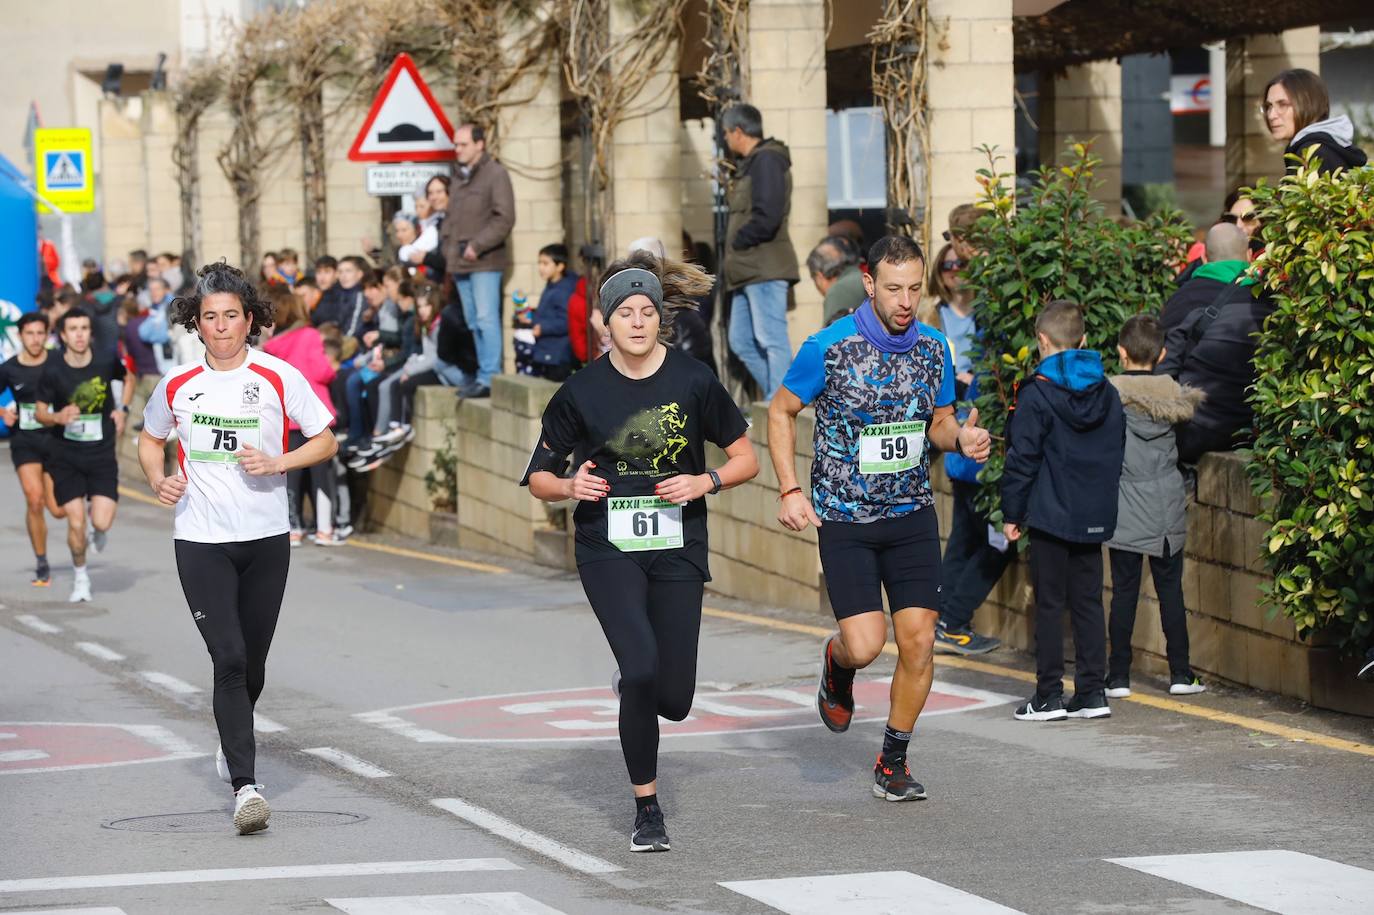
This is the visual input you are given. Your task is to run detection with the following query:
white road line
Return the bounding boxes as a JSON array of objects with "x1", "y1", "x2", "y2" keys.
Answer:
[
  {"x1": 0, "y1": 859, "x2": 520, "y2": 894},
  {"x1": 431, "y1": 798, "x2": 623, "y2": 876},
  {"x1": 302, "y1": 746, "x2": 393, "y2": 779},
  {"x1": 1109, "y1": 849, "x2": 1374, "y2": 915},
  {"x1": 6, "y1": 909, "x2": 127, "y2": 914},
  {"x1": 15, "y1": 614, "x2": 61, "y2": 634},
  {"x1": 0, "y1": 723, "x2": 203, "y2": 775},
  {"x1": 720, "y1": 871, "x2": 1027, "y2": 914},
  {"x1": 326, "y1": 893, "x2": 567, "y2": 914},
  {"x1": 355, "y1": 710, "x2": 459, "y2": 743},
  {"x1": 0, "y1": 750, "x2": 51, "y2": 763},
  {"x1": 253, "y1": 712, "x2": 288, "y2": 733},
  {"x1": 139, "y1": 671, "x2": 200, "y2": 695},
  {"x1": 75, "y1": 641, "x2": 125, "y2": 662}
]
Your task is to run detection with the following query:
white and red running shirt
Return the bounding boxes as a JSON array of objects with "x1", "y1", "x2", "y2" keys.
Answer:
[{"x1": 143, "y1": 348, "x2": 334, "y2": 543}]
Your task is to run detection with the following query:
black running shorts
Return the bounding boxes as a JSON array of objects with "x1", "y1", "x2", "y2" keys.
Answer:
[
  {"x1": 818, "y1": 506, "x2": 941, "y2": 619},
  {"x1": 48, "y1": 446, "x2": 120, "y2": 506},
  {"x1": 9, "y1": 434, "x2": 52, "y2": 470}
]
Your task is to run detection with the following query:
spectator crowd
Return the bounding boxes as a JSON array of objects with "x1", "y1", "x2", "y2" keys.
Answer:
[{"x1": 11, "y1": 66, "x2": 1370, "y2": 682}]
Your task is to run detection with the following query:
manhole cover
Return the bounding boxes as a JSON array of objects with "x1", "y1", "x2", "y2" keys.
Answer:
[{"x1": 105, "y1": 810, "x2": 367, "y2": 833}]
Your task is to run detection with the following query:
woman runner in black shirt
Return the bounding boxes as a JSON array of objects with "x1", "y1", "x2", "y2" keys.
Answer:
[{"x1": 522, "y1": 252, "x2": 757, "y2": 853}]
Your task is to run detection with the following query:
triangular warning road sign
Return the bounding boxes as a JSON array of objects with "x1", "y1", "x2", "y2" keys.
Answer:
[{"x1": 348, "y1": 53, "x2": 455, "y2": 163}]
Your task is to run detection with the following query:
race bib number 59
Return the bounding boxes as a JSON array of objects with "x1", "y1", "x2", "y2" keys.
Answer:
[
  {"x1": 859, "y1": 420, "x2": 926, "y2": 475},
  {"x1": 189, "y1": 413, "x2": 262, "y2": 463},
  {"x1": 607, "y1": 497, "x2": 684, "y2": 552}
]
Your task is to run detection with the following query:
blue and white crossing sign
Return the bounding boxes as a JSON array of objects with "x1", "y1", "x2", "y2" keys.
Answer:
[{"x1": 33, "y1": 128, "x2": 95, "y2": 213}]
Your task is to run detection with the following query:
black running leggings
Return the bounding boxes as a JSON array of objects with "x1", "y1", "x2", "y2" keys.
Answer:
[
  {"x1": 578, "y1": 558, "x2": 703, "y2": 785},
  {"x1": 174, "y1": 534, "x2": 291, "y2": 790}
]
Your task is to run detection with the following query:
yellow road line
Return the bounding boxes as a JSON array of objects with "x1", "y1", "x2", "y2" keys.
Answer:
[
  {"x1": 703, "y1": 604, "x2": 1374, "y2": 759},
  {"x1": 344, "y1": 538, "x2": 508, "y2": 575},
  {"x1": 113, "y1": 494, "x2": 1373, "y2": 758},
  {"x1": 118, "y1": 485, "x2": 163, "y2": 507},
  {"x1": 118, "y1": 484, "x2": 506, "y2": 574}
]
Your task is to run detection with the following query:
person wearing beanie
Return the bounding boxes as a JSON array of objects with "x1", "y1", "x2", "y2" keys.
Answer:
[{"x1": 520, "y1": 251, "x2": 758, "y2": 853}]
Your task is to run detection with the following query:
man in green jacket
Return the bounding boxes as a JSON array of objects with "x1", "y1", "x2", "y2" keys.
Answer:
[{"x1": 722, "y1": 104, "x2": 799, "y2": 398}]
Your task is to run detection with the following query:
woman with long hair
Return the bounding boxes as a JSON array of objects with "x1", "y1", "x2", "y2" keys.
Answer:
[{"x1": 521, "y1": 252, "x2": 758, "y2": 852}]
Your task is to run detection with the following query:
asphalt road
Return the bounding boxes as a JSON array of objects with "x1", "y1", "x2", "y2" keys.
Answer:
[{"x1": 2, "y1": 458, "x2": 1373, "y2": 914}]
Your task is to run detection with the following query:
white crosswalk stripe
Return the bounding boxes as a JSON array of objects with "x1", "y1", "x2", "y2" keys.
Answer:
[
  {"x1": 5, "y1": 909, "x2": 126, "y2": 915},
  {"x1": 326, "y1": 893, "x2": 568, "y2": 914},
  {"x1": 719, "y1": 871, "x2": 1026, "y2": 914},
  {"x1": 1108, "y1": 849, "x2": 1374, "y2": 915}
]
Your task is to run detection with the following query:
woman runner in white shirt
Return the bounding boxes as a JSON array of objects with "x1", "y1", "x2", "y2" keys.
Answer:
[{"x1": 138, "y1": 263, "x2": 337, "y2": 835}]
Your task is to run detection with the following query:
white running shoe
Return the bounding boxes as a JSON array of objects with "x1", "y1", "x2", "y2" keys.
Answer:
[
  {"x1": 69, "y1": 575, "x2": 92, "y2": 603},
  {"x1": 91, "y1": 527, "x2": 108, "y2": 554},
  {"x1": 215, "y1": 745, "x2": 231, "y2": 783},
  {"x1": 233, "y1": 784, "x2": 271, "y2": 835}
]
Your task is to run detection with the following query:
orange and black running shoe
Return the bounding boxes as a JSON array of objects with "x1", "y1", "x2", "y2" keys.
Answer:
[
  {"x1": 872, "y1": 753, "x2": 927, "y2": 801},
  {"x1": 816, "y1": 635, "x2": 855, "y2": 733},
  {"x1": 31, "y1": 557, "x2": 50, "y2": 587}
]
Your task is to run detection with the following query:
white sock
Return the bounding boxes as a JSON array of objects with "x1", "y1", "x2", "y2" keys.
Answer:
[{"x1": 74, "y1": 564, "x2": 88, "y2": 579}]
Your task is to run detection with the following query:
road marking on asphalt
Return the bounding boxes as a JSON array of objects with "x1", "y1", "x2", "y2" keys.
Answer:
[
  {"x1": 15, "y1": 614, "x2": 62, "y2": 634},
  {"x1": 1109, "y1": 849, "x2": 1374, "y2": 914},
  {"x1": 302, "y1": 746, "x2": 394, "y2": 779},
  {"x1": 355, "y1": 711, "x2": 460, "y2": 744},
  {"x1": 0, "y1": 859, "x2": 521, "y2": 893},
  {"x1": 5, "y1": 909, "x2": 127, "y2": 914},
  {"x1": 254, "y1": 712, "x2": 288, "y2": 733},
  {"x1": 326, "y1": 893, "x2": 566, "y2": 914},
  {"x1": 75, "y1": 641, "x2": 125, "y2": 662},
  {"x1": 700, "y1": 605, "x2": 1374, "y2": 759},
  {"x1": 720, "y1": 871, "x2": 1026, "y2": 914},
  {"x1": 0, "y1": 722, "x2": 203, "y2": 775},
  {"x1": 139, "y1": 671, "x2": 200, "y2": 695},
  {"x1": 431, "y1": 798, "x2": 623, "y2": 876},
  {"x1": 344, "y1": 538, "x2": 508, "y2": 574}
]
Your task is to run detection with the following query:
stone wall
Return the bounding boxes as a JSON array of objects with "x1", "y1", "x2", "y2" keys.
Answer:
[{"x1": 361, "y1": 375, "x2": 1372, "y2": 717}]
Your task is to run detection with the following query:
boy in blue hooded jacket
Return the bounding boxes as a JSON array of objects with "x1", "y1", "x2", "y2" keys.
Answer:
[{"x1": 1001, "y1": 300, "x2": 1125, "y2": 722}]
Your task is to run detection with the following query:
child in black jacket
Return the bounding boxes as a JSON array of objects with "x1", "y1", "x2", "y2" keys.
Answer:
[{"x1": 1001, "y1": 300, "x2": 1126, "y2": 722}]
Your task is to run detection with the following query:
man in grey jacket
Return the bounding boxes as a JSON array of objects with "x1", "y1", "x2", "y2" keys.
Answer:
[
  {"x1": 440, "y1": 123, "x2": 516, "y2": 398},
  {"x1": 1106, "y1": 315, "x2": 1206, "y2": 699}
]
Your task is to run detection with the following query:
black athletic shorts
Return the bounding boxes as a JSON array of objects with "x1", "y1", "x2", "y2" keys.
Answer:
[
  {"x1": 9, "y1": 434, "x2": 52, "y2": 470},
  {"x1": 48, "y1": 445, "x2": 120, "y2": 506},
  {"x1": 818, "y1": 506, "x2": 941, "y2": 620}
]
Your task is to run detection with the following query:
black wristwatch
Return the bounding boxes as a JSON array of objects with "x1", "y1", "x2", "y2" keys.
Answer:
[
  {"x1": 707, "y1": 469, "x2": 722, "y2": 495},
  {"x1": 119, "y1": 404, "x2": 131, "y2": 414}
]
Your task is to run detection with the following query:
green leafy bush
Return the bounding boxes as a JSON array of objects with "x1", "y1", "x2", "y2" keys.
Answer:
[
  {"x1": 1245, "y1": 153, "x2": 1374, "y2": 650},
  {"x1": 963, "y1": 142, "x2": 1193, "y2": 517},
  {"x1": 424, "y1": 420, "x2": 459, "y2": 514}
]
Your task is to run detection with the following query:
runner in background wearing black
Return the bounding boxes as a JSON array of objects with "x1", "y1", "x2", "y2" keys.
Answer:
[
  {"x1": 139, "y1": 263, "x2": 337, "y2": 835},
  {"x1": 1, "y1": 311, "x2": 64, "y2": 585},
  {"x1": 522, "y1": 252, "x2": 758, "y2": 853},
  {"x1": 769, "y1": 235, "x2": 992, "y2": 802},
  {"x1": 36, "y1": 307, "x2": 134, "y2": 603}
]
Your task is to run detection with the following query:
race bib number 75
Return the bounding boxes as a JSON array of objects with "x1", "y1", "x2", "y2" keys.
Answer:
[
  {"x1": 859, "y1": 420, "x2": 927, "y2": 474},
  {"x1": 607, "y1": 497, "x2": 684, "y2": 552},
  {"x1": 189, "y1": 413, "x2": 262, "y2": 463}
]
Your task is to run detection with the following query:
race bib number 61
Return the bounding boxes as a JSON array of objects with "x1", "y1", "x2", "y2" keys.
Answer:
[
  {"x1": 607, "y1": 497, "x2": 684, "y2": 552},
  {"x1": 189, "y1": 413, "x2": 262, "y2": 463},
  {"x1": 859, "y1": 420, "x2": 926, "y2": 474}
]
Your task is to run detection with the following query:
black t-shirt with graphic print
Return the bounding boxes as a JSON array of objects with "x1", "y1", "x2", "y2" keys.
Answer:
[
  {"x1": 521, "y1": 347, "x2": 749, "y2": 579},
  {"x1": 37, "y1": 352, "x2": 130, "y2": 452}
]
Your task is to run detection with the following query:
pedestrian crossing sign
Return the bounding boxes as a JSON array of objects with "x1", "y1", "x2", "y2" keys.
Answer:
[{"x1": 33, "y1": 127, "x2": 95, "y2": 213}]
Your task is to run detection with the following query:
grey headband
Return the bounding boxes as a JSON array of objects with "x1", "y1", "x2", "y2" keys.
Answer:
[{"x1": 598, "y1": 268, "x2": 663, "y2": 322}]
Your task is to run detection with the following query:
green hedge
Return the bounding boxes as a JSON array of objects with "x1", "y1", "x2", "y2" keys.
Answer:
[{"x1": 1246, "y1": 152, "x2": 1374, "y2": 650}]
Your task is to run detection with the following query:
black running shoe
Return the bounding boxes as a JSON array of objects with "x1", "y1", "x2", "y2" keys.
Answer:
[
  {"x1": 630, "y1": 804, "x2": 670, "y2": 852},
  {"x1": 1013, "y1": 693, "x2": 1067, "y2": 721},
  {"x1": 1359, "y1": 648, "x2": 1374, "y2": 683},
  {"x1": 872, "y1": 753, "x2": 927, "y2": 801},
  {"x1": 32, "y1": 558, "x2": 50, "y2": 588},
  {"x1": 1066, "y1": 690, "x2": 1112, "y2": 719},
  {"x1": 816, "y1": 636, "x2": 855, "y2": 733},
  {"x1": 933, "y1": 621, "x2": 1002, "y2": 656}
]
